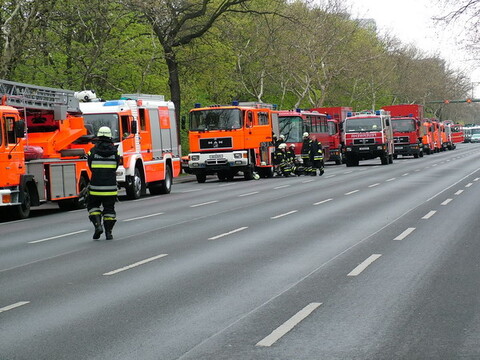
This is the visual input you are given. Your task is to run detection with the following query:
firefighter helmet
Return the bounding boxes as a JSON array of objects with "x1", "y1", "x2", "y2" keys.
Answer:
[
  {"x1": 97, "y1": 126, "x2": 112, "y2": 139},
  {"x1": 278, "y1": 143, "x2": 287, "y2": 149},
  {"x1": 303, "y1": 132, "x2": 309, "y2": 137},
  {"x1": 289, "y1": 143, "x2": 295, "y2": 148},
  {"x1": 279, "y1": 134, "x2": 285, "y2": 140}
]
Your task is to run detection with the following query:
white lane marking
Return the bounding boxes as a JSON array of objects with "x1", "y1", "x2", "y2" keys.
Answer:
[
  {"x1": 474, "y1": 178, "x2": 479, "y2": 182},
  {"x1": 368, "y1": 183, "x2": 380, "y2": 188},
  {"x1": 345, "y1": 190, "x2": 359, "y2": 195},
  {"x1": 386, "y1": 178, "x2": 396, "y2": 182},
  {"x1": 256, "y1": 302, "x2": 322, "y2": 347},
  {"x1": 180, "y1": 189, "x2": 202, "y2": 193},
  {"x1": 394, "y1": 227, "x2": 416, "y2": 241},
  {"x1": 347, "y1": 254, "x2": 382, "y2": 276},
  {"x1": 219, "y1": 183, "x2": 236, "y2": 187},
  {"x1": 271, "y1": 210, "x2": 298, "y2": 219},
  {"x1": 325, "y1": 175, "x2": 336, "y2": 178},
  {"x1": 466, "y1": 183, "x2": 473, "y2": 188},
  {"x1": 123, "y1": 213, "x2": 164, "y2": 222},
  {"x1": 402, "y1": 173, "x2": 409, "y2": 176},
  {"x1": 0, "y1": 218, "x2": 30, "y2": 226},
  {"x1": 313, "y1": 198, "x2": 333, "y2": 206},
  {"x1": 0, "y1": 301, "x2": 30, "y2": 314},
  {"x1": 238, "y1": 191, "x2": 259, "y2": 197},
  {"x1": 208, "y1": 227, "x2": 248, "y2": 240},
  {"x1": 28, "y1": 230, "x2": 88, "y2": 244},
  {"x1": 343, "y1": 171, "x2": 353, "y2": 174},
  {"x1": 415, "y1": 169, "x2": 421, "y2": 172},
  {"x1": 274, "y1": 185, "x2": 290, "y2": 190},
  {"x1": 103, "y1": 254, "x2": 168, "y2": 276},
  {"x1": 455, "y1": 190, "x2": 464, "y2": 195},
  {"x1": 302, "y1": 179, "x2": 314, "y2": 183},
  {"x1": 190, "y1": 200, "x2": 218, "y2": 208},
  {"x1": 441, "y1": 199, "x2": 453, "y2": 206},
  {"x1": 426, "y1": 168, "x2": 480, "y2": 202},
  {"x1": 422, "y1": 210, "x2": 437, "y2": 219},
  {"x1": 432, "y1": 163, "x2": 438, "y2": 167}
]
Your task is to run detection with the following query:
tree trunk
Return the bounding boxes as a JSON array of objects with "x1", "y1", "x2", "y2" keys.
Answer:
[{"x1": 164, "y1": 47, "x2": 182, "y2": 147}]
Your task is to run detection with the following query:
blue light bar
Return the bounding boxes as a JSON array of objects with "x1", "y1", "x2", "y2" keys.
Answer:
[
  {"x1": 104, "y1": 100, "x2": 125, "y2": 106},
  {"x1": 375, "y1": 110, "x2": 381, "y2": 115},
  {"x1": 408, "y1": 113, "x2": 413, "y2": 117},
  {"x1": 295, "y1": 108, "x2": 301, "y2": 113},
  {"x1": 347, "y1": 112, "x2": 352, "y2": 117},
  {"x1": 232, "y1": 100, "x2": 239, "y2": 106},
  {"x1": 194, "y1": 103, "x2": 201, "y2": 108}
]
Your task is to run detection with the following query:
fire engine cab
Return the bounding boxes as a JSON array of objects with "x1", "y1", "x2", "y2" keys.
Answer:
[
  {"x1": 187, "y1": 102, "x2": 279, "y2": 182},
  {"x1": 343, "y1": 109, "x2": 394, "y2": 166}
]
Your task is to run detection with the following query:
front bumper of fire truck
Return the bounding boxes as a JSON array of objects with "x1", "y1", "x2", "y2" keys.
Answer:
[
  {"x1": 394, "y1": 144, "x2": 420, "y2": 155},
  {"x1": 345, "y1": 144, "x2": 388, "y2": 155},
  {"x1": 188, "y1": 151, "x2": 249, "y2": 172},
  {"x1": 0, "y1": 188, "x2": 20, "y2": 207}
]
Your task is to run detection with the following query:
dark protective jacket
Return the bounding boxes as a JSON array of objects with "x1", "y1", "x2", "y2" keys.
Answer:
[
  {"x1": 87, "y1": 139, "x2": 120, "y2": 196},
  {"x1": 301, "y1": 138, "x2": 313, "y2": 158}
]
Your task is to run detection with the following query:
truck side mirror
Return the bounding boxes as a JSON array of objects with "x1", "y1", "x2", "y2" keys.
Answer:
[
  {"x1": 15, "y1": 120, "x2": 25, "y2": 138},
  {"x1": 131, "y1": 120, "x2": 137, "y2": 134}
]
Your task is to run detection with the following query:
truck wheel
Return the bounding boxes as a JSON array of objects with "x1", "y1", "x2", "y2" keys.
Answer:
[
  {"x1": 126, "y1": 167, "x2": 144, "y2": 199},
  {"x1": 381, "y1": 156, "x2": 388, "y2": 165},
  {"x1": 196, "y1": 174, "x2": 207, "y2": 183},
  {"x1": 389, "y1": 154, "x2": 394, "y2": 164},
  {"x1": 149, "y1": 165, "x2": 172, "y2": 195},
  {"x1": 13, "y1": 187, "x2": 31, "y2": 219}
]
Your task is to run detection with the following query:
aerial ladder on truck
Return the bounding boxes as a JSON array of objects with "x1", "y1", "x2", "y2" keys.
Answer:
[{"x1": 0, "y1": 79, "x2": 92, "y2": 219}]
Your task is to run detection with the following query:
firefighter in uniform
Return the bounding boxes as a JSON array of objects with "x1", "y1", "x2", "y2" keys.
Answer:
[
  {"x1": 87, "y1": 126, "x2": 120, "y2": 240},
  {"x1": 274, "y1": 143, "x2": 293, "y2": 176},
  {"x1": 286, "y1": 143, "x2": 299, "y2": 175},
  {"x1": 301, "y1": 132, "x2": 314, "y2": 175},
  {"x1": 312, "y1": 138, "x2": 325, "y2": 176}
]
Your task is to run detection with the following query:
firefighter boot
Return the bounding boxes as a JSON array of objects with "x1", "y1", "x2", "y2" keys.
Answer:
[
  {"x1": 89, "y1": 214, "x2": 103, "y2": 240},
  {"x1": 104, "y1": 219, "x2": 116, "y2": 240}
]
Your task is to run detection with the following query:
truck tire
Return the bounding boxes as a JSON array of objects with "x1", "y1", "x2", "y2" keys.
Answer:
[
  {"x1": 381, "y1": 156, "x2": 388, "y2": 165},
  {"x1": 196, "y1": 174, "x2": 207, "y2": 183},
  {"x1": 13, "y1": 186, "x2": 32, "y2": 219},
  {"x1": 126, "y1": 166, "x2": 144, "y2": 199},
  {"x1": 149, "y1": 165, "x2": 173, "y2": 195}
]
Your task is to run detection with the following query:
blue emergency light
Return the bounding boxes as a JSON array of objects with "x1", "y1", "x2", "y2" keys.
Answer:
[
  {"x1": 232, "y1": 100, "x2": 239, "y2": 106},
  {"x1": 104, "y1": 100, "x2": 125, "y2": 106},
  {"x1": 347, "y1": 112, "x2": 352, "y2": 117},
  {"x1": 375, "y1": 110, "x2": 381, "y2": 115},
  {"x1": 194, "y1": 103, "x2": 201, "y2": 108}
]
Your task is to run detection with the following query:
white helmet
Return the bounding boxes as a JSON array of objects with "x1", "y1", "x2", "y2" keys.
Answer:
[
  {"x1": 303, "y1": 132, "x2": 309, "y2": 137},
  {"x1": 97, "y1": 126, "x2": 112, "y2": 139},
  {"x1": 279, "y1": 134, "x2": 285, "y2": 140},
  {"x1": 289, "y1": 143, "x2": 295, "y2": 148},
  {"x1": 278, "y1": 143, "x2": 287, "y2": 149}
]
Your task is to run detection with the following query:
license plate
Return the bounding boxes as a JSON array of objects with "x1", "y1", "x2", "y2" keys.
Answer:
[
  {"x1": 396, "y1": 146, "x2": 404, "y2": 149},
  {"x1": 209, "y1": 154, "x2": 223, "y2": 159},
  {"x1": 359, "y1": 147, "x2": 369, "y2": 150}
]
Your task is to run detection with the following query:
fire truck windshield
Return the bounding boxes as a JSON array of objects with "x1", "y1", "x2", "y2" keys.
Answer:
[
  {"x1": 345, "y1": 117, "x2": 382, "y2": 132},
  {"x1": 278, "y1": 116, "x2": 303, "y2": 142},
  {"x1": 392, "y1": 119, "x2": 416, "y2": 132},
  {"x1": 83, "y1": 114, "x2": 120, "y2": 142},
  {"x1": 190, "y1": 109, "x2": 242, "y2": 131}
]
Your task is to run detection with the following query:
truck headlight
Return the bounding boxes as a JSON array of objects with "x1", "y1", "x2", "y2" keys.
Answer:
[{"x1": 191, "y1": 155, "x2": 200, "y2": 161}]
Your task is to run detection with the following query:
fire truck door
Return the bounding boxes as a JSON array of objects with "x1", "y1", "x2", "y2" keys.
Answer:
[{"x1": 148, "y1": 108, "x2": 163, "y2": 158}]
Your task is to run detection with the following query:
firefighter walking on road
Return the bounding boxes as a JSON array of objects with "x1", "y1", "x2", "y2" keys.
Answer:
[
  {"x1": 301, "y1": 132, "x2": 314, "y2": 175},
  {"x1": 312, "y1": 138, "x2": 325, "y2": 176},
  {"x1": 87, "y1": 126, "x2": 120, "y2": 240}
]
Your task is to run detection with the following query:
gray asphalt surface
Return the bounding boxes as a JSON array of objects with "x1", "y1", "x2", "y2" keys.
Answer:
[{"x1": 2, "y1": 143, "x2": 480, "y2": 359}]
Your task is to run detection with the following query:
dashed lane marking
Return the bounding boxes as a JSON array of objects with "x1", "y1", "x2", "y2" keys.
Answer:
[
  {"x1": 123, "y1": 213, "x2": 164, "y2": 222},
  {"x1": 368, "y1": 183, "x2": 380, "y2": 188},
  {"x1": 28, "y1": 230, "x2": 88, "y2": 244},
  {"x1": 0, "y1": 301, "x2": 30, "y2": 314},
  {"x1": 441, "y1": 199, "x2": 453, "y2": 206},
  {"x1": 208, "y1": 227, "x2": 248, "y2": 240},
  {"x1": 394, "y1": 227, "x2": 416, "y2": 241},
  {"x1": 422, "y1": 210, "x2": 437, "y2": 219},
  {"x1": 313, "y1": 198, "x2": 333, "y2": 206},
  {"x1": 238, "y1": 191, "x2": 259, "y2": 197},
  {"x1": 345, "y1": 190, "x2": 359, "y2": 195},
  {"x1": 271, "y1": 210, "x2": 298, "y2": 219},
  {"x1": 103, "y1": 254, "x2": 168, "y2": 276},
  {"x1": 347, "y1": 254, "x2": 382, "y2": 276},
  {"x1": 256, "y1": 302, "x2": 322, "y2": 347},
  {"x1": 455, "y1": 190, "x2": 464, "y2": 195},
  {"x1": 190, "y1": 201, "x2": 218, "y2": 208}
]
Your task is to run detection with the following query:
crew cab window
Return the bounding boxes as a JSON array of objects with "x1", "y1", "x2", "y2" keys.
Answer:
[
  {"x1": 258, "y1": 112, "x2": 269, "y2": 125},
  {"x1": 5, "y1": 115, "x2": 16, "y2": 144}
]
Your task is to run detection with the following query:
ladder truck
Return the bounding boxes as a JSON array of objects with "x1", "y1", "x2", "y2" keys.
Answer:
[{"x1": 0, "y1": 80, "x2": 92, "y2": 219}]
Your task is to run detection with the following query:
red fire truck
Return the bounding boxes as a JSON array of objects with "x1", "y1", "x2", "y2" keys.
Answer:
[
  {"x1": 187, "y1": 102, "x2": 279, "y2": 182},
  {"x1": 381, "y1": 104, "x2": 424, "y2": 158},
  {"x1": 0, "y1": 80, "x2": 92, "y2": 219},
  {"x1": 277, "y1": 109, "x2": 330, "y2": 161},
  {"x1": 310, "y1": 106, "x2": 352, "y2": 165},
  {"x1": 78, "y1": 93, "x2": 181, "y2": 199},
  {"x1": 343, "y1": 110, "x2": 394, "y2": 166}
]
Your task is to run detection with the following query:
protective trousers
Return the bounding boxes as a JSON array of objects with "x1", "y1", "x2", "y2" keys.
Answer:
[{"x1": 87, "y1": 195, "x2": 116, "y2": 240}]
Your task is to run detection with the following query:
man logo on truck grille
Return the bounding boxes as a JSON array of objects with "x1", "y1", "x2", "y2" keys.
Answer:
[{"x1": 200, "y1": 137, "x2": 233, "y2": 149}]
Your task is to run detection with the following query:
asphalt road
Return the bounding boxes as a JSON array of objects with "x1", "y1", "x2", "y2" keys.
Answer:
[{"x1": 2, "y1": 143, "x2": 480, "y2": 359}]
